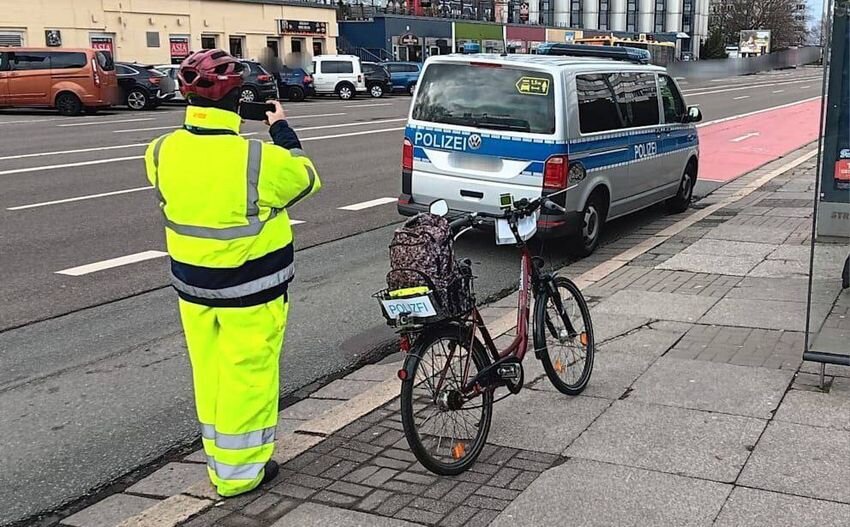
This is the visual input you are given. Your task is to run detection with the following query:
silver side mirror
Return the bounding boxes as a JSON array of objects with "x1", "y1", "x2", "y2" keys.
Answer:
[
  {"x1": 687, "y1": 106, "x2": 703, "y2": 123},
  {"x1": 429, "y1": 199, "x2": 449, "y2": 217}
]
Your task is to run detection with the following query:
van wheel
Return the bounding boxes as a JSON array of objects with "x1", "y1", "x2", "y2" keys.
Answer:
[
  {"x1": 288, "y1": 86, "x2": 305, "y2": 102},
  {"x1": 337, "y1": 83, "x2": 354, "y2": 100},
  {"x1": 56, "y1": 93, "x2": 83, "y2": 116},
  {"x1": 126, "y1": 89, "x2": 148, "y2": 111},
  {"x1": 666, "y1": 164, "x2": 696, "y2": 213},
  {"x1": 570, "y1": 195, "x2": 605, "y2": 257}
]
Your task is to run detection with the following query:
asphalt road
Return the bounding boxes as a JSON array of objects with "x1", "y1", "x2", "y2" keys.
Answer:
[{"x1": 0, "y1": 66, "x2": 824, "y2": 524}]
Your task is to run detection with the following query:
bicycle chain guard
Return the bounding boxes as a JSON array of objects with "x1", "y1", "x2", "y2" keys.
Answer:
[{"x1": 467, "y1": 356, "x2": 524, "y2": 395}]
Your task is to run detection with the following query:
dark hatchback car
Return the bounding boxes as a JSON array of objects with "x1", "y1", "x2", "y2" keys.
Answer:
[
  {"x1": 116, "y1": 62, "x2": 176, "y2": 110},
  {"x1": 363, "y1": 62, "x2": 392, "y2": 98},
  {"x1": 239, "y1": 60, "x2": 279, "y2": 102},
  {"x1": 275, "y1": 66, "x2": 315, "y2": 102}
]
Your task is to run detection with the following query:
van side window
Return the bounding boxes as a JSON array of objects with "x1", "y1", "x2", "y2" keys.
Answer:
[
  {"x1": 576, "y1": 74, "x2": 625, "y2": 134},
  {"x1": 0, "y1": 52, "x2": 9, "y2": 71},
  {"x1": 49, "y1": 52, "x2": 87, "y2": 69},
  {"x1": 11, "y1": 52, "x2": 50, "y2": 71},
  {"x1": 615, "y1": 73, "x2": 660, "y2": 128},
  {"x1": 658, "y1": 74, "x2": 686, "y2": 124}
]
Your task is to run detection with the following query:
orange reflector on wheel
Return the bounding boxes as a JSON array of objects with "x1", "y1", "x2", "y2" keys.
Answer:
[
  {"x1": 451, "y1": 443, "x2": 466, "y2": 460},
  {"x1": 580, "y1": 332, "x2": 588, "y2": 347},
  {"x1": 554, "y1": 358, "x2": 565, "y2": 374}
]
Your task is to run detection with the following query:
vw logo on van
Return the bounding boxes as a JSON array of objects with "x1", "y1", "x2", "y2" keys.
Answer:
[{"x1": 467, "y1": 134, "x2": 482, "y2": 150}]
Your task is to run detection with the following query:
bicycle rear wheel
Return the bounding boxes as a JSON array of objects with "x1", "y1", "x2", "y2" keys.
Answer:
[
  {"x1": 533, "y1": 276, "x2": 594, "y2": 395},
  {"x1": 400, "y1": 326, "x2": 493, "y2": 475}
]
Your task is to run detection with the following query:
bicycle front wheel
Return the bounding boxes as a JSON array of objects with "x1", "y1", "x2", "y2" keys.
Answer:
[
  {"x1": 533, "y1": 276, "x2": 594, "y2": 395},
  {"x1": 400, "y1": 326, "x2": 493, "y2": 475}
]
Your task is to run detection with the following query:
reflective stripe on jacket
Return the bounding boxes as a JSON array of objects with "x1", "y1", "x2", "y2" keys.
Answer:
[{"x1": 144, "y1": 106, "x2": 320, "y2": 307}]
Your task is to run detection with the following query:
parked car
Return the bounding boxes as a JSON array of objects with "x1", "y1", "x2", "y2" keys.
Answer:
[
  {"x1": 275, "y1": 66, "x2": 314, "y2": 102},
  {"x1": 362, "y1": 61, "x2": 393, "y2": 98},
  {"x1": 400, "y1": 45, "x2": 702, "y2": 256},
  {"x1": 116, "y1": 62, "x2": 175, "y2": 110},
  {"x1": 311, "y1": 55, "x2": 367, "y2": 100},
  {"x1": 155, "y1": 64, "x2": 184, "y2": 102},
  {"x1": 239, "y1": 60, "x2": 279, "y2": 102},
  {"x1": 0, "y1": 48, "x2": 119, "y2": 115},
  {"x1": 384, "y1": 62, "x2": 422, "y2": 95}
]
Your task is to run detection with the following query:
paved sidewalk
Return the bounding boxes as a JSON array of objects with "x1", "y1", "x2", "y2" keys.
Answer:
[{"x1": 61, "y1": 144, "x2": 850, "y2": 527}]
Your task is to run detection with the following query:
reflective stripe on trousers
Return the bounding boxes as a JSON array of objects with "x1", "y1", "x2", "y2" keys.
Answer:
[
  {"x1": 201, "y1": 423, "x2": 276, "y2": 450},
  {"x1": 206, "y1": 455, "x2": 266, "y2": 481}
]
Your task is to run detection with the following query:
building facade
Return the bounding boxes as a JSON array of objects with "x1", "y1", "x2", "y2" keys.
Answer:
[{"x1": 0, "y1": 0, "x2": 338, "y2": 65}]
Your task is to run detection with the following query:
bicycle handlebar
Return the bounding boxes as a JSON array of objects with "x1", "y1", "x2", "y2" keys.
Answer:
[{"x1": 447, "y1": 190, "x2": 567, "y2": 234}]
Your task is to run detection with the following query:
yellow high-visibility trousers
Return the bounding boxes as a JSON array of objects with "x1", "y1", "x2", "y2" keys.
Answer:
[{"x1": 178, "y1": 296, "x2": 288, "y2": 497}]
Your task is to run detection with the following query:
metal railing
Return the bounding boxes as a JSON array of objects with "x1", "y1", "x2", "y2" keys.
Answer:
[{"x1": 667, "y1": 46, "x2": 823, "y2": 80}]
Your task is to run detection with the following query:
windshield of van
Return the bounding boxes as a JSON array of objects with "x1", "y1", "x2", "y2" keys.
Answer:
[{"x1": 412, "y1": 63, "x2": 555, "y2": 134}]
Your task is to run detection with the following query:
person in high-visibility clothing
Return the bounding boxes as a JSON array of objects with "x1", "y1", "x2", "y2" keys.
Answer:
[{"x1": 143, "y1": 49, "x2": 320, "y2": 497}]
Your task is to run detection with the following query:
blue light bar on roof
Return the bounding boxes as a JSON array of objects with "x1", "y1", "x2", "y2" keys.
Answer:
[{"x1": 536, "y1": 43, "x2": 651, "y2": 64}]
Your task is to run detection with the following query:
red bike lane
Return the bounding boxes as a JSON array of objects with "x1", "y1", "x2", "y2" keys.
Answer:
[{"x1": 697, "y1": 98, "x2": 822, "y2": 183}]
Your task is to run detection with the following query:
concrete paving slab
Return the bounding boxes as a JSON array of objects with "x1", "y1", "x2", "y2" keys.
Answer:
[
  {"x1": 600, "y1": 323, "x2": 690, "y2": 357},
  {"x1": 279, "y1": 397, "x2": 340, "y2": 421},
  {"x1": 566, "y1": 400, "x2": 765, "y2": 482},
  {"x1": 748, "y1": 259, "x2": 809, "y2": 278},
  {"x1": 271, "y1": 502, "x2": 423, "y2": 526},
  {"x1": 629, "y1": 358, "x2": 792, "y2": 418},
  {"x1": 310, "y1": 379, "x2": 381, "y2": 400},
  {"x1": 774, "y1": 377, "x2": 850, "y2": 431},
  {"x1": 699, "y1": 298, "x2": 809, "y2": 331},
  {"x1": 532, "y1": 350, "x2": 656, "y2": 400},
  {"x1": 277, "y1": 417, "x2": 307, "y2": 435},
  {"x1": 725, "y1": 277, "x2": 814, "y2": 303},
  {"x1": 488, "y1": 390, "x2": 610, "y2": 454},
  {"x1": 490, "y1": 458, "x2": 730, "y2": 527},
  {"x1": 799, "y1": 361, "x2": 850, "y2": 378},
  {"x1": 344, "y1": 363, "x2": 401, "y2": 382},
  {"x1": 767, "y1": 245, "x2": 814, "y2": 263},
  {"x1": 126, "y1": 462, "x2": 207, "y2": 498},
  {"x1": 592, "y1": 313, "x2": 653, "y2": 343},
  {"x1": 764, "y1": 207, "x2": 811, "y2": 218},
  {"x1": 63, "y1": 494, "x2": 160, "y2": 527},
  {"x1": 657, "y1": 253, "x2": 764, "y2": 276},
  {"x1": 681, "y1": 239, "x2": 778, "y2": 259},
  {"x1": 738, "y1": 421, "x2": 850, "y2": 503},
  {"x1": 705, "y1": 224, "x2": 791, "y2": 244},
  {"x1": 593, "y1": 290, "x2": 719, "y2": 323},
  {"x1": 715, "y1": 487, "x2": 850, "y2": 527}
]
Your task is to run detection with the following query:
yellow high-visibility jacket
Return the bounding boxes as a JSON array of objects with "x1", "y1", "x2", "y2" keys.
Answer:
[{"x1": 144, "y1": 106, "x2": 320, "y2": 307}]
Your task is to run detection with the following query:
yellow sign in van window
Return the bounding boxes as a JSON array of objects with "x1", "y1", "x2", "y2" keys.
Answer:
[{"x1": 515, "y1": 76, "x2": 550, "y2": 96}]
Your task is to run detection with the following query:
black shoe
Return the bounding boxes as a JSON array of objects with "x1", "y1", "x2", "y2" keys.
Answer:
[{"x1": 260, "y1": 460, "x2": 279, "y2": 485}]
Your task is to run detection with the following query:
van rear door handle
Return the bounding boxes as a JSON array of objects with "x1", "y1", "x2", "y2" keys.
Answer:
[{"x1": 460, "y1": 190, "x2": 484, "y2": 199}]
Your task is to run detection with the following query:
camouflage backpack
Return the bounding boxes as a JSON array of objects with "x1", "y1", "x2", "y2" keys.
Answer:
[{"x1": 387, "y1": 213, "x2": 457, "y2": 305}]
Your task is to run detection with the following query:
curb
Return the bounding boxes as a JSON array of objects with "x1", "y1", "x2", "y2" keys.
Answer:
[{"x1": 78, "y1": 144, "x2": 820, "y2": 527}]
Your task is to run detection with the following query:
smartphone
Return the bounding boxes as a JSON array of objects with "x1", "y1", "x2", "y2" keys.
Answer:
[{"x1": 238, "y1": 102, "x2": 276, "y2": 121}]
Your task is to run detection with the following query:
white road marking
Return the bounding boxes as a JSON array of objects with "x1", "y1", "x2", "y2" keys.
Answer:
[
  {"x1": 57, "y1": 118, "x2": 156, "y2": 128},
  {"x1": 301, "y1": 127, "x2": 404, "y2": 142},
  {"x1": 682, "y1": 76, "x2": 821, "y2": 96},
  {"x1": 338, "y1": 197, "x2": 397, "y2": 211},
  {"x1": 295, "y1": 118, "x2": 406, "y2": 132},
  {"x1": 7, "y1": 186, "x2": 153, "y2": 210},
  {"x1": 772, "y1": 89, "x2": 785, "y2": 93},
  {"x1": 733, "y1": 95, "x2": 750, "y2": 100},
  {"x1": 112, "y1": 112, "x2": 349, "y2": 133},
  {"x1": 801, "y1": 85, "x2": 811, "y2": 89},
  {"x1": 0, "y1": 156, "x2": 143, "y2": 176},
  {"x1": 289, "y1": 219, "x2": 305, "y2": 225},
  {"x1": 56, "y1": 250, "x2": 168, "y2": 276},
  {"x1": 731, "y1": 132, "x2": 760, "y2": 143},
  {"x1": 696, "y1": 96, "x2": 820, "y2": 128},
  {"x1": 0, "y1": 143, "x2": 148, "y2": 161},
  {"x1": 346, "y1": 103, "x2": 393, "y2": 108}
]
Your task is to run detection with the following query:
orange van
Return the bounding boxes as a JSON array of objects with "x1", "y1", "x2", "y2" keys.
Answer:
[{"x1": 0, "y1": 48, "x2": 120, "y2": 115}]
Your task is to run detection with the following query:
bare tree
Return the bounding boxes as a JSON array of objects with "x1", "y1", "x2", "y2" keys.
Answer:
[{"x1": 711, "y1": 0, "x2": 808, "y2": 50}]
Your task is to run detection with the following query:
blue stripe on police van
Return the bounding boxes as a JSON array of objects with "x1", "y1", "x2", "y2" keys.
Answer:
[{"x1": 407, "y1": 126, "x2": 564, "y2": 162}]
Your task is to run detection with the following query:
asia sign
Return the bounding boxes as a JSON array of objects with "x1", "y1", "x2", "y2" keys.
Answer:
[
  {"x1": 169, "y1": 37, "x2": 190, "y2": 60},
  {"x1": 739, "y1": 30, "x2": 771, "y2": 55},
  {"x1": 278, "y1": 20, "x2": 327, "y2": 36},
  {"x1": 90, "y1": 36, "x2": 114, "y2": 55}
]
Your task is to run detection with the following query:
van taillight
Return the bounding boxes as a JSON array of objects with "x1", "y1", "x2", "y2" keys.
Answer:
[
  {"x1": 543, "y1": 155, "x2": 569, "y2": 190},
  {"x1": 402, "y1": 138, "x2": 413, "y2": 171},
  {"x1": 92, "y1": 58, "x2": 101, "y2": 87}
]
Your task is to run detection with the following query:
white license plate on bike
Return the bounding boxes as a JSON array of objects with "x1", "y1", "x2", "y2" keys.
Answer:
[{"x1": 381, "y1": 295, "x2": 438, "y2": 319}]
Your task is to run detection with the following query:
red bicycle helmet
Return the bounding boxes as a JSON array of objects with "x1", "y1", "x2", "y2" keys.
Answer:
[{"x1": 178, "y1": 49, "x2": 246, "y2": 101}]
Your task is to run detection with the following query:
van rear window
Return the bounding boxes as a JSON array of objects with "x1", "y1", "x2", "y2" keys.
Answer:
[{"x1": 412, "y1": 63, "x2": 555, "y2": 134}]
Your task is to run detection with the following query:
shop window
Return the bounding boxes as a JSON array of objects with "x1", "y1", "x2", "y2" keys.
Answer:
[
  {"x1": 267, "y1": 38, "x2": 280, "y2": 58},
  {"x1": 201, "y1": 35, "x2": 217, "y2": 50},
  {"x1": 229, "y1": 36, "x2": 244, "y2": 58},
  {"x1": 312, "y1": 40, "x2": 324, "y2": 57},
  {"x1": 292, "y1": 39, "x2": 303, "y2": 54},
  {"x1": 146, "y1": 31, "x2": 160, "y2": 48}
]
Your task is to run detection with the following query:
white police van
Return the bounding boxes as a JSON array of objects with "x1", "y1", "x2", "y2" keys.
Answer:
[{"x1": 397, "y1": 44, "x2": 702, "y2": 255}]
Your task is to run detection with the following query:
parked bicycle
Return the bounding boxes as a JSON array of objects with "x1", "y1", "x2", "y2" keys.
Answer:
[{"x1": 375, "y1": 192, "x2": 595, "y2": 475}]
